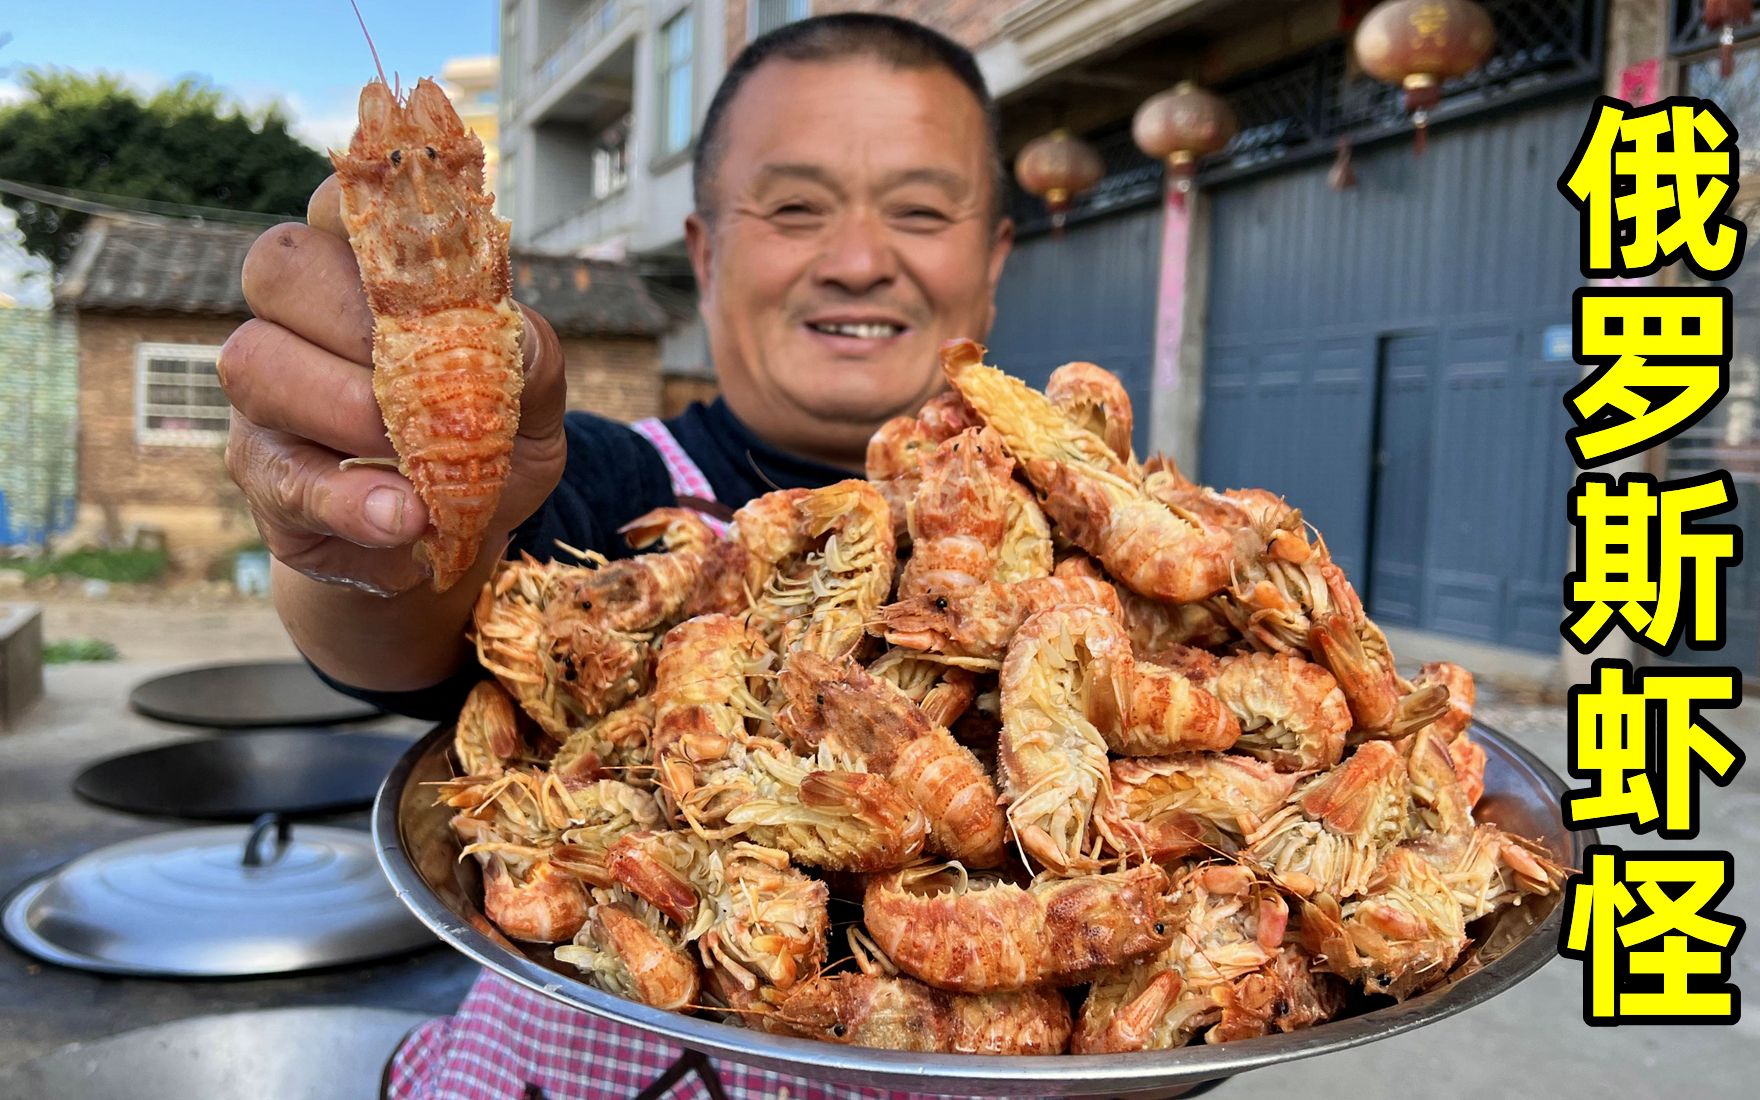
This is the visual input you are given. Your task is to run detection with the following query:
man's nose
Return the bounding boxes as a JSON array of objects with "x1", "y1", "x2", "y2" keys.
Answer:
[{"x1": 811, "y1": 209, "x2": 898, "y2": 294}]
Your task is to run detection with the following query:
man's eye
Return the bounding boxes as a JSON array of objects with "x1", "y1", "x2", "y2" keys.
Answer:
[
  {"x1": 772, "y1": 202, "x2": 820, "y2": 219},
  {"x1": 895, "y1": 207, "x2": 951, "y2": 226}
]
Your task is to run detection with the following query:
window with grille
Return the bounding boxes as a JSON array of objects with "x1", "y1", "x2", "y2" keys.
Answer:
[
  {"x1": 751, "y1": 0, "x2": 808, "y2": 39},
  {"x1": 658, "y1": 8, "x2": 695, "y2": 158},
  {"x1": 136, "y1": 343, "x2": 229, "y2": 445}
]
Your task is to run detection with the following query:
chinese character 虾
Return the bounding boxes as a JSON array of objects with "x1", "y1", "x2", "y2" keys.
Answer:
[{"x1": 1565, "y1": 659, "x2": 1743, "y2": 836}]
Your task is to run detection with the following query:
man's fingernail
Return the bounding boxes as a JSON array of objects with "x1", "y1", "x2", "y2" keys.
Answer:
[{"x1": 364, "y1": 487, "x2": 406, "y2": 537}]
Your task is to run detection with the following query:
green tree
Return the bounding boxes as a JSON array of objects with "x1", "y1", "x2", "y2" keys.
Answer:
[{"x1": 0, "y1": 69, "x2": 332, "y2": 267}]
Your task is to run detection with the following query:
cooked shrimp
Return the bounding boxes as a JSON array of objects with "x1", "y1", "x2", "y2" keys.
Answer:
[
  {"x1": 1243, "y1": 740, "x2": 1410, "y2": 899},
  {"x1": 479, "y1": 853, "x2": 590, "y2": 943},
  {"x1": 1046, "y1": 360, "x2": 1134, "y2": 462},
  {"x1": 1297, "y1": 846, "x2": 1468, "y2": 1000},
  {"x1": 608, "y1": 831, "x2": 829, "y2": 1018},
  {"x1": 556, "y1": 892, "x2": 702, "y2": 1011},
  {"x1": 735, "y1": 481, "x2": 896, "y2": 660},
  {"x1": 653, "y1": 616, "x2": 928, "y2": 872},
  {"x1": 898, "y1": 427, "x2": 1016, "y2": 599},
  {"x1": 775, "y1": 974, "x2": 1072, "y2": 1054},
  {"x1": 333, "y1": 77, "x2": 523, "y2": 591},
  {"x1": 550, "y1": 695, "x2": 653, "y2": 787},
  {"x1": 1210, "y1": 652, "x2": 1351, "y2": 772},
  {"x1": 865, "y1": 648, "x2": 978, "y2": 729},
  {"x1": 453, "y1": 679, "x2": 523, "y2": 778},
  {"x1": 996, "y1": 481, "x2": 1055, "y2": 583},
  {"x1": 1099, "y1": 754, "x2": 1300, "y2": 863},
  {"x1": 1073, "y1": 863, "x2": 1290, "y2": 1053},
  {"x1": 941, "y1": 339, "x2": 1234, "y2": 603},
  {"x1": 997, "y1": 606, "x2": 1122, "y2": 873},
  {"x1": 862, "y1": 862, "x2": 1175, "y2": 993},
  {"x1": 776, "y1": 651, "x2": 1005, "y2": 867},
  {"x1": 876, "y1": 575, "x2": 1122, "y2": 664}
]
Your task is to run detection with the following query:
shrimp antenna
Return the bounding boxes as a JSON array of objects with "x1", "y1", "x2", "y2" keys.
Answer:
[{"x1": 349, "y1": 0, "x2": 389, "y2": 89}]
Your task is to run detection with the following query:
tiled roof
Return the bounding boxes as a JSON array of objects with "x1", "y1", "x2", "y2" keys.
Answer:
[
  {"x1": 56, "y1": 216, "x2": 257, "y2": 316},
  {"x1": 509, "y1": 253, "x2": 672, "y2": 338},
  {"x1": 57, "y1": 215, "x2": 677, "y2": 337}
]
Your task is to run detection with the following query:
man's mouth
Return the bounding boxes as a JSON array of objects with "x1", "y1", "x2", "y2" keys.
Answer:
[{"x1": 806, "y1": 320, "x2": 906, "y2": 340}]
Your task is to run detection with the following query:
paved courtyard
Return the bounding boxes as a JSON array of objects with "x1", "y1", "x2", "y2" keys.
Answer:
[{"x1": 0, "y1": 595, "x2": 1753, "y2": 1097}]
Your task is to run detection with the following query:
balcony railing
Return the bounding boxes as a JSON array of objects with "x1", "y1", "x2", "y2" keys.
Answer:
[{"x1": 531, "y1": 0, "x2": 629, "y2": 101}]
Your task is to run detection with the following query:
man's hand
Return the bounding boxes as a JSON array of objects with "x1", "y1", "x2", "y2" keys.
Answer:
[{"x1": 221, "y1": 175, "x2": 567, "y2": 595}]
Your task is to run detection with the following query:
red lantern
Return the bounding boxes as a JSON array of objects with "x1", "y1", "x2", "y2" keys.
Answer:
[
  {"x1": 1014, "y1": 129, "x2": 1104, "y2": 232},
  {"x1": 1131, "y1": 81, "x2": 1238, "y2": 194},
  {"x1": 1354, "y1": 0, "x2": 1495, "y2": 154},
  {"x1": 1705, "y1": 0, "x2": 1754, "y2": 78}
]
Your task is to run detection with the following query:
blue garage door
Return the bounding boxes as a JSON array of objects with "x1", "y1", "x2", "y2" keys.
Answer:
[
  {"x1": 986, "y1": 203, "x2": 1162, "y2": 456},
  {"x1": 1200, "y1": 98, "x2": 1589, "y2": 652}
]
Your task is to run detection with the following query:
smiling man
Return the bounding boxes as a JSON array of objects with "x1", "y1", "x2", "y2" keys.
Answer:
[
  {"x1": 221, "y1": 12, "x2": 1017, "y2": 1097},
  {"x1": 688, "y1": 23, "x2": 1011, "y2": 469}
]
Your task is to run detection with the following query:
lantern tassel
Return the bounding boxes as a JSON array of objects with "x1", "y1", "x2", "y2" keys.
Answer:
[
  {"x1": 1329, "y1": 137, "x2": 1357, "y2": 190},
  {"x1": 1723, "y1": 25, "x2": 1738, "y2": 78},
  {"x1": 1413, "y1": 110, "x2": 1428, "y2": 156}
]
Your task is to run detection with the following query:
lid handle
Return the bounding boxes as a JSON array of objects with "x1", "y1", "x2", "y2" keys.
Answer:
[{"x1": 241, "y1": 812, "x2": 291, "y2": 868}]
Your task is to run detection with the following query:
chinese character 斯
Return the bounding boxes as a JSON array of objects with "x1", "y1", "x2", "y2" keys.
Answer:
[{"x1": 1565, "y1": 471, "x2": 1741, "y2": 654}]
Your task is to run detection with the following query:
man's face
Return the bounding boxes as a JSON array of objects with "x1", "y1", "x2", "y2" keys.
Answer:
[{"x1": 686, "y1": 57, "x2": 1012, "y2": 466}]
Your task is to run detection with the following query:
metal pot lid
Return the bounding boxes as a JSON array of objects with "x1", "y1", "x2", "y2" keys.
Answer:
[{"x1": 2, "y1": 815, "x2": 437, "y2": 977}]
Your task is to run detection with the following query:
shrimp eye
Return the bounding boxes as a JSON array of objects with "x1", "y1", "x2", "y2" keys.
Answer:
[
  {"x1": 831, "y1": 1024, "x2": 846, "y2": 1037},
  {"x1": 815, "y1": 693, "x2": 824, "y2": 707},
  {"x1": 581, "y1": 600, "x2": 593, "y2": 610},
  {"x1": 389, "y1": 149, "x2": 402, "y2": 165},
  {"x1": 934, "y1": 597, "x2": 949, "y2": 611},
  {"x1": 426, "y1": 146, "x2": 438, "y2": 159},
  {"x1": 1154, "y1": 922, "x2": 1166, "y2": 935}
]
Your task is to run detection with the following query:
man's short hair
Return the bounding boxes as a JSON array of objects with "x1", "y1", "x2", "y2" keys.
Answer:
[{"x1": 692, "y1": 12, "x2": 1006, "y2": 223}]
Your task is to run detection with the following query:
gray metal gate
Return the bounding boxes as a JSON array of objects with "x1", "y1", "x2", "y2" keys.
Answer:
[
  {"x1": 1200, "y1": 97, "x2": 1590, "y2": 653},
  {"x1": 986, "y1": 203, "x2": 1163, "y2": 455}
]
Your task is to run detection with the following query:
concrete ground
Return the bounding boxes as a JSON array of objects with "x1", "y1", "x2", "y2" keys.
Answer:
[{"x1": 0, "y1": 596, "x2": 1754, "y2": 1097}]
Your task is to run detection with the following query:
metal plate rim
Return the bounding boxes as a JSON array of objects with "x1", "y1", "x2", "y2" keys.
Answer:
[{"x1": 374, "y1": 720, "x2": 1595, "y2": 1093}]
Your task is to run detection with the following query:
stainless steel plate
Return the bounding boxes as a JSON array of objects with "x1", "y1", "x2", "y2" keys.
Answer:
[{"x1": 375, "y1": 722, "x2": 1593, "y2": 1096}]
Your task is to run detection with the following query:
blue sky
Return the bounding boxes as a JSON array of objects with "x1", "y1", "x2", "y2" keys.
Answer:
[{"x1": 0, "y1": 1, "x2": 498, "y2": 150}]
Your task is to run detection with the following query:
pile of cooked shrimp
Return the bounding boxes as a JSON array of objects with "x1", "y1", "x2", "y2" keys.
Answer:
[{"x1": 440, "y1": 339, "x2": 1566, "y2": 1055}]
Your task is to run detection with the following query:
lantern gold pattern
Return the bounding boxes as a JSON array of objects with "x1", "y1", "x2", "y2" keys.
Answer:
[
  {"x1": 1131, "y1": 80, "x2": 1239, "y2": 193},
  {"x1": 1014, "y1": 129, "x2": 1105, "y2": 231},
  {"x1": 1354, "y1": 0, "x2": 1495, "y2": 153}
]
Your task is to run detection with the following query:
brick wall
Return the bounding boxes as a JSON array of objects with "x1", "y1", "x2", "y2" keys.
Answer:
[
  {"x1": 69, "y1": 312, "x2": 254, "y2": 565},
  {"x1": 0, "y1": 309, "x2": 78, "y2": 546},
  {"x1": 561, "y1": 334, "x2": 664, "y2": 422},
  {"x1": 662, "y1": 374, "x2": 721, "y2": 418},
  {"x1": 76, "y1": 313, "x2": 244, "y2": 512}
]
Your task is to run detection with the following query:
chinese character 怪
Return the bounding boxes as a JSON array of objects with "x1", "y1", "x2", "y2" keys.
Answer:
[
  {"x1": 1560, "y1": 97, "x2": 1745, "y2": 279},
  {"x1": 1566, "y1": 659, "x2": 1743, "y2": 836},
  {"x1": 1560, "y1": 847, "x2": 1744, "y2": 1023},
  {"x1": 1565, "y1": 471, "x2": 1741, "y2": 654}
]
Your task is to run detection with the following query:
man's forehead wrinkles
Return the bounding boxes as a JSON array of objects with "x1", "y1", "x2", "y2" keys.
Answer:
[{"x1": 748, "y1": 161, "x2": 972, "y2": 198}]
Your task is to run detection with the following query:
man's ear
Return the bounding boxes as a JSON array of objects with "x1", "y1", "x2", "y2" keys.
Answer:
[
  {"x1": 979, "y1": 216, "x2": 1015, "y2": 337},
  {"x1": 987, "y1": 216, "x2": 1015, "y2": 293},
  {"x1": 685, "y1": 211, "x2": 713, "y2": 296}
]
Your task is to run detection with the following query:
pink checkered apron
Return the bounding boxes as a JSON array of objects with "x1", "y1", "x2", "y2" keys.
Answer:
[
  {"x1": 628, "y1": 418, "x2": 733, "y2": 537},
  {"x1": 386, "y1": 419, "x2": 972, "y2": 1099}
]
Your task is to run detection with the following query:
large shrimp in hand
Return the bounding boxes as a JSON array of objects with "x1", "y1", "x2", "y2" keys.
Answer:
[{"x1": 332, "y1": 77, "x2": 524, "y2": 591}]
